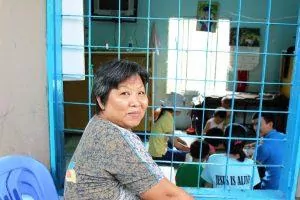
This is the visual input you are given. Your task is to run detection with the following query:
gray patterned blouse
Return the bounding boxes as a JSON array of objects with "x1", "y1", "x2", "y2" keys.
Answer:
[{"x1": 64, "y1": 116, "x2": 164, "y2": 200}]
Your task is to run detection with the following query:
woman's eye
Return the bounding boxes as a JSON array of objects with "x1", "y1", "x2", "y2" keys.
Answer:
[
  {"x1": 138, "y1": 91, "x2": 145, "y2": 95},
  {"x1": 121, "y1": 92, "x2": 130, "y2": 96}
]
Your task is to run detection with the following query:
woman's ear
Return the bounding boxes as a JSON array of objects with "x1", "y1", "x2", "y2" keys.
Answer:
[{"x1": 96, "y1": 97, "x2": 105, "y2": 110}]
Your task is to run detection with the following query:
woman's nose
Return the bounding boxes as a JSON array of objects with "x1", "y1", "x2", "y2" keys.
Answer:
[{"x1": 129, "y1": 94, "x2": 141, "y2": 107}]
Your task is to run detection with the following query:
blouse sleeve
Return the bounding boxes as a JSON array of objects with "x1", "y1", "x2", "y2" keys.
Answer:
[{"x1": 103, "y1": 127, "x2": 164, "y2": 195}]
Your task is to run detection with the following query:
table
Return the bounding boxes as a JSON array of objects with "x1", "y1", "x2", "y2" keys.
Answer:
[{"x1": 195, "y1": 92, "x2": 289, "y2": 132}]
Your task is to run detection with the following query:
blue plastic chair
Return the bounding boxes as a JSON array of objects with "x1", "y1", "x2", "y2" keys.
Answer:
[
  {"x1": 0, "y1": 173, "x2": 11, "y2": 200},
  {"x1": 0, "y1": 155, "x2": 59, "y2": 200}
]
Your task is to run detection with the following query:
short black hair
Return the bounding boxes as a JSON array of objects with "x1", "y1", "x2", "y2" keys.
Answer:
[
  {"x1": 214, "y1": 108, "x2": 227, "y2": 119},
  {"x1": 92, "y1": 59, "x2": 149, "y2": 113},
  {"x1": 204, "y1": 128, "x2": 224, "y2": 147},
  {"x1": 252, "y1": 112, "x2": 275, "y2": 124},
  {"x1": 190, "y1": 140, "x2": 210, "y2": 160},
  {"x1": 224, "y1": 123, "x2": 247, "y2": 162}
]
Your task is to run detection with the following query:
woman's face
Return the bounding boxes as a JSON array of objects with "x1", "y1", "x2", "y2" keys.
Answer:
[{"x1": 98, "y1": 75, "x2": 148, "y2": 130}]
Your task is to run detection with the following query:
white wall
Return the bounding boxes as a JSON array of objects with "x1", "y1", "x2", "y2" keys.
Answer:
[{"x1": 0, "y1": 0, "x2": 49, "y2": 166}]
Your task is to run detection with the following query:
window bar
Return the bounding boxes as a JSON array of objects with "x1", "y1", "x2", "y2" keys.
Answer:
[
  {"x1": 87, "y1": 0, "x2": 93, "y2": 122},
  {"x1": 251, "y1": 0, "x2": 273, "y2": 189},
  {"x1": 280, "y1": 14, "x2": 300, "y2": 198},
  {"x1": 142, "y1": 0, "x2": 152, "y2": 143},
  {"x1": 117, "y1": 0, "x2": 121, "y2": 59},
  {"x1": 224, "y1": 0, "x2": 243, "y2": 190}
]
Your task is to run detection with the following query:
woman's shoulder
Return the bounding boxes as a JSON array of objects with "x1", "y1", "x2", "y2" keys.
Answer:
[
  {"x1": 88, "y1": 116, "x2": 115, "y2": 129},
  {"x1": 161, "y1": 110, "x2": 173, "y2": 119},
  {"x1": 88, "y1": 116, "x2": 141, "y2": 145},
  {"x1": 154, "y1": 111, "x2": 173, "y2": 124},
  {"x1": 85, "y1": 116, "x2": 125, "y2": 137}
]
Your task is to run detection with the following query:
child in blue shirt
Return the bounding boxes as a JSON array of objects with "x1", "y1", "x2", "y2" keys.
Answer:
[{"x1": 252, "y1": 112, "x2": 287, "y2": 190}]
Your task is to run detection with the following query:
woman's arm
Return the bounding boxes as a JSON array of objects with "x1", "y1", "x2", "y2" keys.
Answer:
[
  {"x1": 174, "y1": 137, "x2": 190, "y2": 152},
  {"x1": 140, "y1": 178, "x2": 194, "y2": 200},
  {"x1": 176, "y1": 137, "x2": 187, "y2": 145}
]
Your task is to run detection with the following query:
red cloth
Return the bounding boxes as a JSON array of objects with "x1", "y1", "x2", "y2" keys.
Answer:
[{"x1": 237, "y1": 70, "x2": 249, "y2": 92}]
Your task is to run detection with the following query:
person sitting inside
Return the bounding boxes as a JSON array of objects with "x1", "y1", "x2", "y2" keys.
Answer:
[
  {"x1": 204, "y1": 127, "x2": 225, "y2": 154},
  {"x1": 148, "y1": 93, "x2": 190, "y2": 164},
  {"x1": 176, "y1": 140, "x2": 210, "y2": 187},
  {"x1": 201, "y1": 123, "x2": 260, "y2": 189},
  {"x1": 252, "y1": 112, "x2": 286, "y2": 190},
  {"x1": 221, "y1": 96, "x2": 232, "y2": 127},
  {"x1": 202, "y1": 107, "x2": 227, "y2": 134}
]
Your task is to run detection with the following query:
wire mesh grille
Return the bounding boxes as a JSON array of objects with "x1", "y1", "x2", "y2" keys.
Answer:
[{"x1": 53, "y1": 0, "x2": 300, "y2": 198}]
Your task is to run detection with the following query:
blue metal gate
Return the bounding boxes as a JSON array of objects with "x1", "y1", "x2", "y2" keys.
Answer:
[{"x1": 47, "y1": 0, "x2": 300, "y2": 198}]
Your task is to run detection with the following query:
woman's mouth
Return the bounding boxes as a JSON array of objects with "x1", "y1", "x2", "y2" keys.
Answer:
[{"x1": 128, "y1": 111, "x2": 142, "y2": 119}]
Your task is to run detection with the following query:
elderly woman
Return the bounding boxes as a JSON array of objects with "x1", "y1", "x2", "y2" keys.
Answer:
[{"x1": 64, "y1": 60, "x2": 193, "y2": 200}]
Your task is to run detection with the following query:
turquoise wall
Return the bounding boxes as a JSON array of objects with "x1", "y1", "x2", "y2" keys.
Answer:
[
  {"x1": 85, "y1": 0, "x2": 149, "y2": 48},
  {"x1": 87, "y1": 0, "x2": 299, "y2": 94}
]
